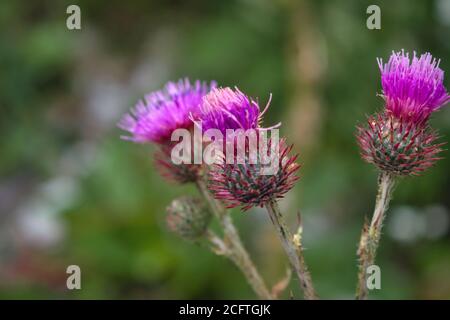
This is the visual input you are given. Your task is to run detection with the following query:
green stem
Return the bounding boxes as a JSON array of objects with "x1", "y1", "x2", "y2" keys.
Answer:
[
  {"x1": 265, "y1": 200, "x2": 317, "y2": 299},
  {"x1": 356, "y1": 171, "x2": 396, "y2": 300},
  {"x1": 196, "y1": 180, "x2": 273, "y2": 300}
]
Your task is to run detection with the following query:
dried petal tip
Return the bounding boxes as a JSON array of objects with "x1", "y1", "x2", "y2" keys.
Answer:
[
  {"x1": 378, "y1": 50, "x2": 450, "y2": 125},
  {"x1": 356, "y1": 113, "x2": 444, "y2": 176},
  {"x1": 209, "y1": 139, "x2": 300, "y2": 211},
  {"x1": 166, "y1": 197, "x2": 211, "y2": 241},
  {"x1": 119, "y1": 78, "x2": 216, "y2": 144}
]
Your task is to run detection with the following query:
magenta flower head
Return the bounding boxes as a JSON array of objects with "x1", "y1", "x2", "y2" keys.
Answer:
[
  {"x1": 198, "y1": 87, "x2": 271, "y2": 136},
  {"x1": 119, "y1": 78, "x2": 216, "y2": 183},
  {"x1": 119, "y1": 78, "x2": 216, "y2": 144},
  {"x1": 378, "y1": 50, "x2": 450, "y2": 125},
  {"x1": 357, "y1": 50, "x2": 449, "y2": 176}
]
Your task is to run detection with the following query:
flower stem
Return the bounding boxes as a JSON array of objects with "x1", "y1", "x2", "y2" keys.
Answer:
[
  {"x1": 356, "y1": 171, "x2": 396, "y2": 300},
  {"x1": 205, "y1": 229, "x2": 230, "y2": 256},
  {"x1": 196, "y1": 180, "x2": 273, "y2": 300},
  {"x1": 265, "y1": 200, "x2": 317, "y2": 299}
]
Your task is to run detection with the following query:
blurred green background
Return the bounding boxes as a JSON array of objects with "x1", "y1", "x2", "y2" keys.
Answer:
[{"x1": 0, "y1": 0, "x2": 449, "y2": 299}]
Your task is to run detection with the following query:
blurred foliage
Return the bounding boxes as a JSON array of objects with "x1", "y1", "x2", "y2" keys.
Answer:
[{"x1": 0, "y1": 0, "x2": 449, "y2": 299}]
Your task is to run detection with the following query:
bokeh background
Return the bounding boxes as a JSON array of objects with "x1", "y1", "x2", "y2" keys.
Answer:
[{"x1": 1, "y1": 0, "x2": 449, "y2": 299}]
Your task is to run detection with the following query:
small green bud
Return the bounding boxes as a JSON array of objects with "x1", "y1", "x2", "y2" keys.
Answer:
[{"x1": 166, "y1": 197, "x2": 211, "y2": 241}]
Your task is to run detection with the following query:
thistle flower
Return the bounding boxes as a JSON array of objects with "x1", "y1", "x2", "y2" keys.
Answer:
[
  {"x1": 356, "y1": 51, "x2": 449, "y2": 176},
  {"x1": 198, "y1": 87, "x2": 274, "y2": 137},
  {"x1": 119, "y1": 78, "x2": 216, "y2": 144},
  {"x1": 378, "y1": 50, "x2": 450, "y2": 125},
  {"x1": 199, "y1": 88, "x2": 315, "y2": 297},
  {"x1": 166, "y1": 197, "x2": 211, "y2": 241},
  {"x1": 209, "y1": 139, "x2": 300, "y2": 211},
  {"x1": 356, "y1": 113, "x2": 444, "y2": 176},
  {"x1": 120, "y1": 82, "x2": 273, "y2": 299},
  {"x1": 200, "y1": 87, "x2": 296, "y2": 210},
  {"x1": 355, "y1": 52, "x2": 449, "y2": 298},
  {"x1": 119, "y1": 78, "x2": 216, "y2": 183}
]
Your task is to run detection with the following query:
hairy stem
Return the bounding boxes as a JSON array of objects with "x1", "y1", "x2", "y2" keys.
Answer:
[
  {"x1": 356, "y1": 171, "x2": 396, "y2": 300},
  {"x1": 265, "y1": 200, "x2": 317, "y2": 299},
  {"x1": 196, "y1": 180, "x2": 273, "y2": 300},
  {"x1": 205, "y1": 229, "x2": 230, "y2": 256}
]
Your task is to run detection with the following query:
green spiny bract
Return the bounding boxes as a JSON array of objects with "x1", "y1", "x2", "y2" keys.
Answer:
[
  {"x1": 209, "y1": 140, "x2": 300, "y2": 211},
  {"x1": 356, "y1": 112, "x2": 444, "y2": 176}
]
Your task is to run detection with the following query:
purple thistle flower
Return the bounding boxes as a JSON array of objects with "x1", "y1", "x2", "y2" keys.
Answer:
[
  {"x1": 378, "y1": 50, "x2": 450, "y2": 125},
  {"x1": 199, "y1": 87, "x2": 295, "y2": 210},
  {"x1": 198, "y1": 87, "x2": 275, "y2": 136},
  {"x1": 119, "y1": 78, "x2": 216, "y2": 144},
  {"x1": 356, "y1": 50, "x2": 448, "y2": 176}
]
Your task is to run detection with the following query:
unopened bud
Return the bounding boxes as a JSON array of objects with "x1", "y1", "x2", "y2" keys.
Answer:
[{"x1": 166, "y1": 197, "x2": 211, "y2": 241}]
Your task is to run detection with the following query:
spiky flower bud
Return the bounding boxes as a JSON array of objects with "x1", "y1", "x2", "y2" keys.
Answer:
[
  {"x1": 209, "y1": 140, "x2": 300, "y2": 211},
  {"x1": 166, "y1": 197, "x2": 211, "y2": 241},
  {"x1": 356, "y1": 113, "x2": 444, "y2": 176},
  {"x1": 154, "y1": 145, "x2": 202, "y2": 184}
]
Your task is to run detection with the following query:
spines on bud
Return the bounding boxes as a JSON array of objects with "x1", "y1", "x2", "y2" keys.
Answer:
[
  {"x1": 208, "y1": 139, "x2": 300, "y2": 211},
  {"x1": 166, "y1": 197, "x2": 211, "y2": 241},
  {"x1": 356, "y1": 112, "x2": 444, "y2": 176}
]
